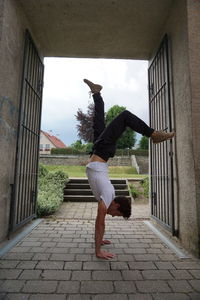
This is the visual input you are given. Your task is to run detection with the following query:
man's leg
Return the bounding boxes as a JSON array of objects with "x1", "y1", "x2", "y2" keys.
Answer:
[
  {"x1": 93, "y1": 93, "x2": 106, "y2": 143},
  {"x1": 98, "y1": 110, "x2": 154, "y2": 143}
]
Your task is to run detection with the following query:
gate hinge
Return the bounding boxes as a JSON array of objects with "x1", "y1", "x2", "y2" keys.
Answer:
[{"x1": 169, "y1": 151, "x2": 174, "y2": 156}]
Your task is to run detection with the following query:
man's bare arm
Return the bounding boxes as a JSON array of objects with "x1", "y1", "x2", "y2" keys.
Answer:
[{"x1": 95, "y1": 200, "x2": 115, "y2": 259}]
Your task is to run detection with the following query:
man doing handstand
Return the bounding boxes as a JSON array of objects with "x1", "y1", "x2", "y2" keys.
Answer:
[{"x1": 84, "y1": 79, "x2": 175, "y2": 259}]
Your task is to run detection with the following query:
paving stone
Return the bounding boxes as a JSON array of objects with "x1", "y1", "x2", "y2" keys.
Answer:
[
  {"x1": 189, "y1": 270, "x2": 200, "y2": 279},
  {"x1": 23, "y1": 280, "x2": 57, "y2": 293},
  {"x1": 1, "y1": 253, "x2": 34, "y2": 260},
  {"x1": 57, "y1": 280, "x2": 80, "y2": 293},
  {"x1": 152, "y1": 293, "x2": 190, "y2": 300},
  {"x1": 134, "y1": 254, "x2": 159, "y2": 261},
  {"x1": 41, "y1": 270, "x2": 71, "y2": 280},
  {"x1": 64, "y1": 262, "x2": 82, "y2": 270},
  {"x1": 189, "y1": 280, "x2": 200, "y2": 292},
  {"x1": 114, "y1": 280, "x2": 136, "y2": 293},
  {"x1": 9, "y1": 246, "x2": 31, "y2": 253},
  {"x1": 20, "y1": 241, "x2": 42, "y2": 247},
  {"x1": 83, "y1": 262, "x2": 110, "y2": 270},
  {"x1": 16, "y1": 261, "x2": 37, "y2": 269},
  {"x1": 46, "y1": 247, "x2": 68, "y2": 253},
  {"x1": 155, "y1": 261, "x2": 176, "y2": 269},
  {"x1": 168, "y1": 280, "x2": 194, "y2": 292},
  {"x1": 3, "y1": 293, "x2": 30, "y2": 300},
  {"x1": 57, "y1": 242, "x2": 78, "y2": 248},
  {"x1": 158, "y1": 254, "x2": 176, "y2": 261},
  {"x1": 170, "y1": 269, "x2": 193, "y2": 279},
  {"x1": 92, "y1": 270, "x2": 122, "y2": 280},
  {"x1": 50, "y1": 254, "x2": 75, "y2": 261},
  {"x1": 173, "y1": 261, "x2": 200, "y2": 269},
  {"x1": 0, "y1": 280, "x2": 26, "y2": 292},
  {"x1": 146, "y1": 248, "x2": 163, "y2": 254},
  {"x1": 0, "y1": 261, "x2": 19, "y2": 268},
  {"x1": 29, "y1": 247, "x2": 47, "y2": 253},
  {"x1": 136, "y1": 280, "x2": 171, "y2": 293},
  {"x1": 128, "y1": 294, "x2": 153, "y2": 300},
  {"x1": 29, "y1": 294, "x2": 66, "y2": 300},
  {"x1": 128, "y1": 243, "x2": 149, "y2": 249},
  {"x1": 128, "y1": 262, "x2": 157, "y2": 270},
  {"x1": 122, "y1": 270, "x2": 143, "y2": 280},
  {"x1": 76, "y1": 254, "x2": 92, "y2": 261},
  {"x1": 72, "y1": 271, "x2": 91, "y2": 281},
  {"x1": 93, "y1": 294, "x2": 128, "y2": 300},
  {"x1": 188, "y1": 293, "x2": 200, "y2": 300},
  {"x1": 124, "y1": 248, "x2": 147, "y2": 254},
  {"x1": 81, "y1": 281, "x2": 113, "y2": 294},
  {"x1": 70, "y1": 248, "x2": 85, "y2": 254},
  {"x1": 19, "y1": 270, "x2": 42, "y2": 279},
  {"x1": 32, "y1": 253, "x2": 51, "y2": 260},
  {"x1": 36, "y1": 261, "x2": 64, "y2": 269},
  {"x1": 68, "y1": 295, "x2": 91, "y2": 300},
  {"x1": 110, "y1": 262, "x2": 129, "y2": 270},
  {"x1": 142, "y1": 270, "x2": 173, "y2": 280},
  {"x1": 116, "y1": 255, "x2": 134, "y2": 261},
  {"x1": 0, "y1": 269, "x2": 22, "y2": 279},
  {"x1": 0, "y1": 293, "x2": 5, "y2": 300}
]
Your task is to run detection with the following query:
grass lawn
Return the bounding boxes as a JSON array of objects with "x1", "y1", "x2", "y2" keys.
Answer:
[{"x1": 44, "y1": 165, "x2": 146, "y2": 179}]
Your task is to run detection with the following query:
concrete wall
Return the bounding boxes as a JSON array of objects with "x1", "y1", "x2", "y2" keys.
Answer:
[
  {"x1": 0, "y1": 0, "x2": 42, "y2": 241},
  {"x1": 187, "y1": 0, "x2": 200, "y2": 256},
  {"x1": 153, "y1": 0, "x2": 200, "y2": 256}
]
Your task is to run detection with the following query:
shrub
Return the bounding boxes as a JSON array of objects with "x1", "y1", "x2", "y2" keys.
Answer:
[
  {"x1": 37, "y1": 164, "x2": 68, "y2": 217},
  {"x1": 141, "y1": 177, "x2": 149, "y2": 198},
  {"x1": 129, "y1": 184, "x2": 140, "y2": 198}
]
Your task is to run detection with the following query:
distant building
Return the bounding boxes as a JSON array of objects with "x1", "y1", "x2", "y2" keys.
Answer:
[{"x1": 40, "y1": 130, "x2": 67, "y2": 154}]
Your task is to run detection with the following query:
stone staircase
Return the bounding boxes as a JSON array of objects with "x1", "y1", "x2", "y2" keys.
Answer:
[{"x1": 64, "y1": 178, "x2": 131, "y2": 202}]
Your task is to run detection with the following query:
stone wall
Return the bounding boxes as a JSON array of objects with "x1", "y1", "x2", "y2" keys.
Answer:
[
  {"x1": 39, "y1": 155, "x2": 132, "y2": 167},
  {"x1": 39, "y1": 155, "x2": 149, "y2": 172}
]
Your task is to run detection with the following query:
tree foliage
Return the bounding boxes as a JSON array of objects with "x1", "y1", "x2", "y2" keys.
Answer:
[
  {"x1": 139, "y1": 136, "x2": 149, "y2": 150},
  {"x1": 105, "y1": 105, "x2": 136, "y2": 149},
  {"x1": 75, "y1": 103, "x2": 94, "y2": 143}
]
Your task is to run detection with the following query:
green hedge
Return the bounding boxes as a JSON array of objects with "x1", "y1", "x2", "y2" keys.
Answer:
[
  {"x1": 37, "y1": 164, "x2": 68, "y2": 217},
  {"x1": 51, "y1": 147, "x2": 148, "y2": 156}
]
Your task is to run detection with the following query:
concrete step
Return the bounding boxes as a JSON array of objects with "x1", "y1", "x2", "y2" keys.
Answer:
[
  {"x1": 68, "y1": 178, "x2": 127, "y2": 184},
  {"x1": 64, "y1": 178, "x2": 131, "y2": 203},
  {"x1": 64, "y1": 189, "x2": 130, "y2": 196},
  {"x1": 64, "y1": 195, "x2": 132, "y2": 202},
  {"x1": 65, "y1": 183, "x2": 128, "y2": 190}
]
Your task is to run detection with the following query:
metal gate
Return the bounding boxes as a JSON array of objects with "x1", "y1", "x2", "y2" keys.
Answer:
[
  {"x1": 9, "y1": 30, "x2": 44, "y2": 233},
  {"x1": 148, "y1": 35, "x2": 176, "y2": 234}
]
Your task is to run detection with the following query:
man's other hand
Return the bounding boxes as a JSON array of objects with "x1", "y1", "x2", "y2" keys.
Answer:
[{"x1": 96, "y1": 250, "x2": 116, "y2": 259}]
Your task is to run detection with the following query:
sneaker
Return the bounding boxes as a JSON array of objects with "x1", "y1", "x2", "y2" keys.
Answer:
[
  {"x1": 83, "y1": 79, "x2": 102, "y2": 93},
  {"x1": 151, "y1": 130, "x2": 175, "y2": 143}
]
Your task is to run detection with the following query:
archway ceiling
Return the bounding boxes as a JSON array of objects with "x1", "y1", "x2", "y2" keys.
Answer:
[{"x1": 19, "y1": 0, "x2": 173, "y2": 59}]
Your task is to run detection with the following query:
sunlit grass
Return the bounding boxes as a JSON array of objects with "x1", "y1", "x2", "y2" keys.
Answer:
[{"x1": 43, "y1": 165, "x2": 146, "y2": 179}]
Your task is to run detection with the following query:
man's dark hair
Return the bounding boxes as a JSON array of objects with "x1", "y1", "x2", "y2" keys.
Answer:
[{"x1": 114, "y1": 196, "x2": 131, "y2": 219}]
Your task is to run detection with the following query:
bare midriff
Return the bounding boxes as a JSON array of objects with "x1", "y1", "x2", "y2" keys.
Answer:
[{"x1": 89, "y1": 154, "x2": 107, "y2": 163}]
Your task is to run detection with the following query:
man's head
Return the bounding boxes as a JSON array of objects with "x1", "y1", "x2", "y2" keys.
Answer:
[{"x1": 107, "y1": 196, "x2": 131, "y2": 219}]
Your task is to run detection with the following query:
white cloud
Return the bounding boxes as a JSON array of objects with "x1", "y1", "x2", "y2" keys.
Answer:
[{"x1": 41, "y1": 58, "x2": 149, "y2": 145}]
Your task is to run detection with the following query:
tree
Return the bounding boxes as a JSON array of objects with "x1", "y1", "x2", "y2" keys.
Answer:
[
  {"x1": 70, "y1": 140, "x2": 85, "y2": 150},
  {"x1": 105, "y1": 105, "x2": 136, "y2": 149},
  {"x1": 75, "y1": 103, "x2": 94, "y2": 143},
  {"x1": 139, "y1": 136, "x2": 149, "y2": 150}
]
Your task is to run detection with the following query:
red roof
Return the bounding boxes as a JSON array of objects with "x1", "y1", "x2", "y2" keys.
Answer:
[{"x1": 41, "y1": 130, "x2": 67, "y2": 148}]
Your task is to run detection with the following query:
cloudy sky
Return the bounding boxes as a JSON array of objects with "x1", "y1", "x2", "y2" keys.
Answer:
[{"x1": 41, "y1": 58, "x2": 149, "y2": 146}]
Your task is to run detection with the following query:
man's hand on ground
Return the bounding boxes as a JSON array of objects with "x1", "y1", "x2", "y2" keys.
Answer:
[
  {"x1": 101, "y1": 240, "x2": 111, "y2": 245},
  {"x1": 96, "y1": 250, "x2": 116, "y2": 259}
]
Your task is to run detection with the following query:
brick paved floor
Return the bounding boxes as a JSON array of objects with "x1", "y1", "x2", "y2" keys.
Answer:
[
  {"x1": 54, "y1": 202, "x2": 150, "y2": 220},
  {"x1": 0, "y1": 203, "x2": 200, "y2": 300}
]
